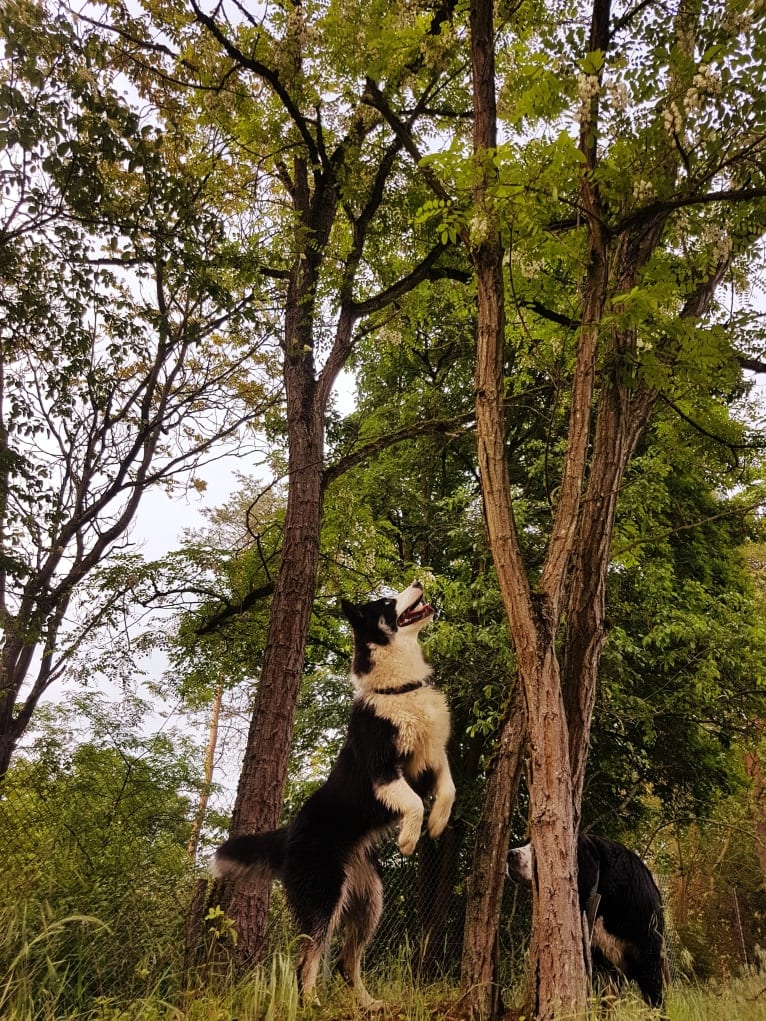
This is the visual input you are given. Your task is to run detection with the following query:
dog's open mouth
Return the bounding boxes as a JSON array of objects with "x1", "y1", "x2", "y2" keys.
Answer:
[{"x1": 397, "y1": 594, "x2": 433, "y2": 628}]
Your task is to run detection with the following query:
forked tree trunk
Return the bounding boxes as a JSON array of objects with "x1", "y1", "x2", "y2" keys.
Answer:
[
  {"x1": 464, "y1": 0, "x2": 743, "y2": 1014},
  {"x1": 469, "y1": 2, "x2": 588, "y2": 1015}
]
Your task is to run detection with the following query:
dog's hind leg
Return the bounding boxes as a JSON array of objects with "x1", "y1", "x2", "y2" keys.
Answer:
[
  {"x1": 287, "y1": 862, "x2": 346, "y2": 1005},
  {"x1": 296, "y1": 927, "x2": 331, "y2": 1006},
  {"x1": 337, "y1": 850, "x2": 384, "y2": 1010}
]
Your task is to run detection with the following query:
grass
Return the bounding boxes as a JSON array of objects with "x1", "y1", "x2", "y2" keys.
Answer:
[
  {"x1": 1, "y1": 966, "x2": 764, "y2": 1021},
  {"x1": 664, "y1": 972, "x2": 766, "y2": 1021},
  {"x1": 0, "y1": 909, "x2": 763, "y2": 1021}
]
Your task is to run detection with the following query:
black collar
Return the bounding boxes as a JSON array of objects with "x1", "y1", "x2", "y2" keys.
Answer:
[{"x1": 372, "y1": 681, "x2": 426, "y2": 695}]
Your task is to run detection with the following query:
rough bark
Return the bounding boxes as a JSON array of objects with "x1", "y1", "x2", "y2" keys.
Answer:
[
  {"x1": 522, "y1": 648, "x2": 585, "y2": 1019},
  {"x1": 563, "y1": 373, "x2": 657, "y2": 813},
  {"x1": 213, "y1": 278, "x2": 329, "y2": 963}
]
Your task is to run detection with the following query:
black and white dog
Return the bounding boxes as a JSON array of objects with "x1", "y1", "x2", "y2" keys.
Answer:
[
  {"x1": 507, "y1": 833, "x2": 669, "y2": 1009},
  {"x1": 212, "y1": 582, "x2": 455, "y2": 1008}
]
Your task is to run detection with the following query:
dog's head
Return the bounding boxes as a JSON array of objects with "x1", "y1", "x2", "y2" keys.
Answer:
[{"x1": 341, "y1": 581, "x2": 434, "y2": 679}]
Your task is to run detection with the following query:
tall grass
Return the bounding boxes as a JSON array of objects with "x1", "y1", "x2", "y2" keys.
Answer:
[
  {"x1": 0, "y1": 903, "x2": 110, "y2": 1020},
  {"x1": 2, "y1": 973, "x2": 765, "y2": 1020},
  {"x1": 1, "y1": 905, "x2": 763, "y2": 1020},
  {"x1": 665, "y1": 971, "x2": 766, "y2": 1021}
]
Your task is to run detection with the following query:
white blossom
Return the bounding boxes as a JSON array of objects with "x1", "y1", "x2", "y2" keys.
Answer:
[
  {"x1": 577, "y1": 73, "x2": 600, "y2": 122},
  {"x1": 692, "y1": 64, "x2": 723, "y2": 96},
  {"x1": 606, "y1": 79, "x2": 630, "y2": 113},
  {"x1": 662, "y1": 101, "x2": 683, "y2": 134},
  {"x1": 469, "y1": 212, "x2": 491, "y2": 246},
  {"x1": 712, "y1": 233, "x2": 733, "y2": 264},
  {"x1": 684, "y1": 87, "x2": 700, "y2": 112},
  {"x1": 577, "y1": 73, "x2": 600, "y2": 102}
]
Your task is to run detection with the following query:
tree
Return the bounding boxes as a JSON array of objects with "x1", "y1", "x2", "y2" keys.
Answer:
[
  {"x1": 90, "y1": 0, "x2": 474, "y2": 963},
  {"x1": 466, "y1": 0, "x2": 587, "y2": 1011},
  {"x1": 377, "y1": 268, "x2": 766, "y2": 999},
  {"x1": 362, "y1": 0, "x2": 766, "y2": 1015},
  {"x1": 0, "y1": 1, "x2": 273, "y2": 779},
  {"x1": 467, "y1": 0, "x2": 766, "y2": 1013}
]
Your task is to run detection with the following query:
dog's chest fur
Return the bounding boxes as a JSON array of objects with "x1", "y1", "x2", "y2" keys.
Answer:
[
  {"x1": 364, "y1": 685, "x2": 450, "y2": 777},
  {"x1": 352, "y1": 628, "x2": 451, "y2": 780}
]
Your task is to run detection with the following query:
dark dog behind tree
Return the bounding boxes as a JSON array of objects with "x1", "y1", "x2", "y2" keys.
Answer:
[{"x1": 508, "y1": 833, "x2": 669, "y2": 1009}]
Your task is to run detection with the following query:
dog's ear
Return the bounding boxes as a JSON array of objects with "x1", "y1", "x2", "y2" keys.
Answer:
[{"x1": 340, "y1": 598, "x2": 361, "y2": 625}]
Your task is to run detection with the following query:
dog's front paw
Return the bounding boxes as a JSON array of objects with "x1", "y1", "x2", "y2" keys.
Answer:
[
  {"x1": 398, "y1": 830, "x2": 418, "y2": 856},
  {"x1": 398, "y1": 814, "x2": 422, "y2": 856},
  {"x1": 356, "y1": 989, "x2": 385, "y2": 1012},
  {"x1": 427, "y1": 792, "x2": 455, "y2": 839}
]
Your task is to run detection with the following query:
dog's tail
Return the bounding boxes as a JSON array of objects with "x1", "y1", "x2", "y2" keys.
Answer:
[{"x1": 211, "y1": 828, "x2": 287, "y2": 882}]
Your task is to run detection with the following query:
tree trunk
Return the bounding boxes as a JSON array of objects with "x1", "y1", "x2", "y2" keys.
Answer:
[
  {"x1": 563, "y1": 378, "x2": 656, "y2": 823},
  {"x1": 744, "y1": 728, "x2": 766, "y2": 882},
  {"x1": 187, "y1": 673, "x2": 225, "y2": 860},
  {"x1": 0, "y1": 632, "x2": 56, "y2": 781},
  {"x1": 0, "y1": 656, "x2": 20, "y2": 781},
  {"x1": 215, "y1": 351, "x2": 325, "y2": 964},
  {"x1": 460, "y1": 680, "x2": 526, "y2": 1019},
  {"x1": 564, "y1": 232, "x2": 729, "y2": 823},
  {"x1": 522, "y1": 646, "x2": 585, "y2": 1019}
]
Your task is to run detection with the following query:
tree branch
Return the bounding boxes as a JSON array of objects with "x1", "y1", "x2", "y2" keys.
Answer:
[
  {"x1": 659, "y1": 393, "x2": 766, "y2": 459},
  {"x1": 322, "y1": 411, "x2": 475, "y2": 490},
  {"x1": 614, "y1": 186, "x2": 766, "y2": 236},
  {"x1": 362, "y1": 78, "x2": 454, "y2": 206},
  {"x1": 188, "y1": 0, "x2": 321, "y2": 167},
  {"x1": 738, "y1": 355, "x2": 766, "y2": 374},
  {"x1": 346, "y1": 245, "x2": 468, "y2": 318},
  {"x1": 194, "y1": 582, "x2": 276, "y2": 636},
  {"x1": 612, "y1": 497, "x2": 766, "y2": 559},
  {"x1": 518, "y1": 300, "x2": 579, "y2": 330}
]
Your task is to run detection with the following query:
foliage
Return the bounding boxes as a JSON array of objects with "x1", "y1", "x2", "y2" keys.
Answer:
[
  {"x1": 0, "y1": 0, "x2": 277, "y2": 775},
  {"x1": 585, "y1": 407, "x2": 766, "y2": 832},
  {"x1": 0, "y1": 696, "x2": 200, "y2": 1010},
  {"x1": 664, "y1": 793, "x2": 766, "y2": 980}
]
